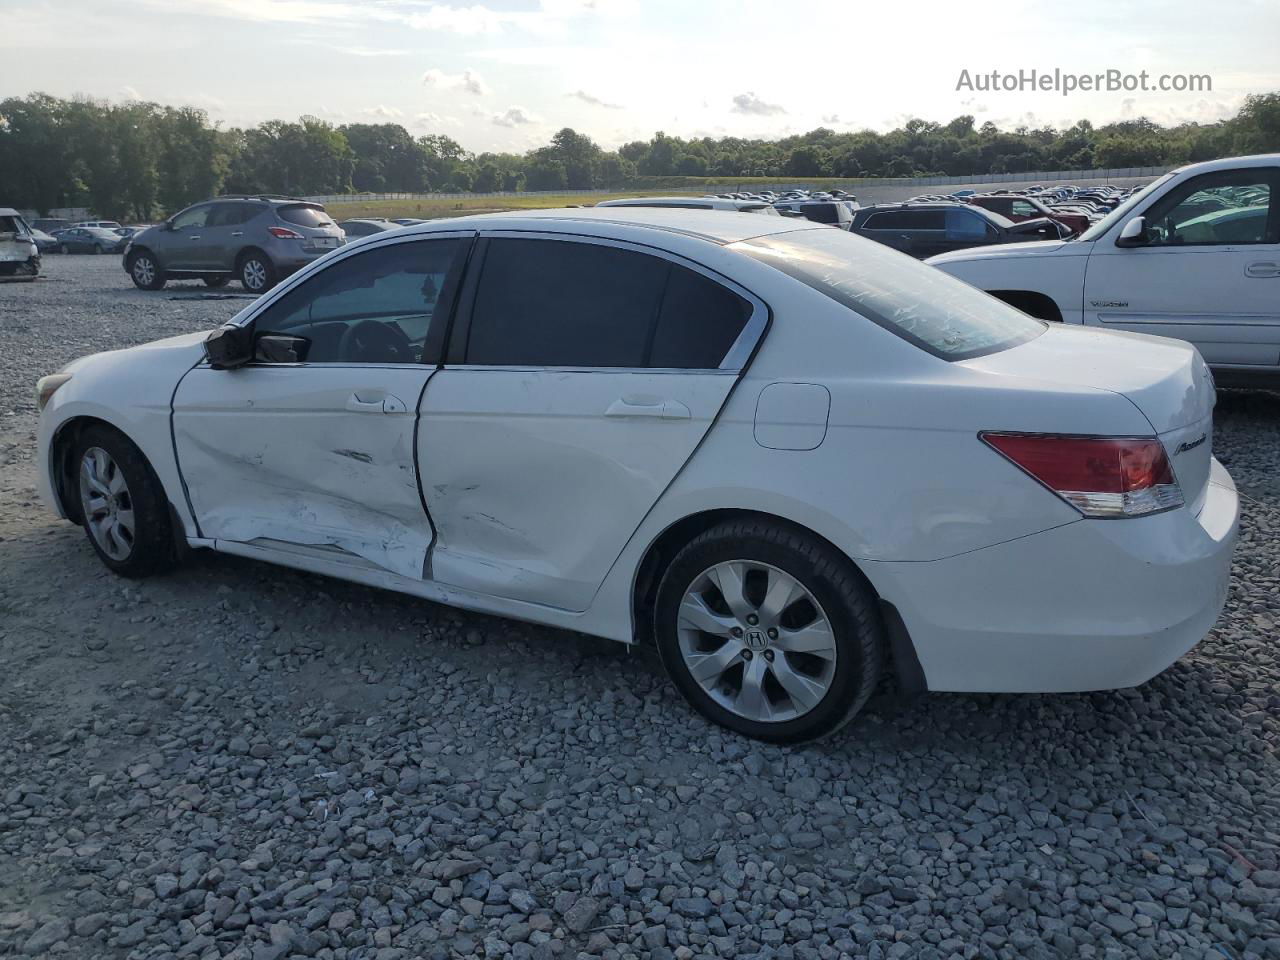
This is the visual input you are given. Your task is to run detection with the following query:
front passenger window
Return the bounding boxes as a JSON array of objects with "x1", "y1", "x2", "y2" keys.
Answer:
[{"x1": 251, "y1": 239, "x2": 465, "y2": 363}]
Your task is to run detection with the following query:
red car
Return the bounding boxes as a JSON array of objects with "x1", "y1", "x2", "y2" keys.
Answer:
[{"x1": 966, "y1": 195, "x2": 1089, "y2": 236}]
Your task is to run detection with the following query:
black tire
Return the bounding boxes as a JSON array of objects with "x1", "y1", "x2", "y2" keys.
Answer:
[
  {"x1": 203, "y1": 276, "x2": 230, "y2": 289},
  {"x1": 70, "y1": 425, "x2": 177, "y2": 578},
  {"x1": 238, "y1": 251, "x2": 276, "y2": 293},
  {"x1": 91, "y1": 244, "x2": 104, "y2": 255},
  {"x1": 654, "y1": 519, "x2": 884, "y2": 744},
  {"x1": 58, "y1": 244, "x2": 69, "y2": 255},
  {"x1": 127, "y1": 250, "x2": 166, "y2": 290}
]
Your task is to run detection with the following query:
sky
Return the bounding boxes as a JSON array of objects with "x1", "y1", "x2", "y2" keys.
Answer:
[{"x1": 3, "y1": 0, "x2": 1279, "y2": 153}]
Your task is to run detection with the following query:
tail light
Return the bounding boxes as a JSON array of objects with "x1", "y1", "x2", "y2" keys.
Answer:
[
  {"x1": 268, "y1": 226, "x2": 304, "y2": 240},
  {"x1": 981, "y1": 433, "x2": 1183, "y2": 518}
]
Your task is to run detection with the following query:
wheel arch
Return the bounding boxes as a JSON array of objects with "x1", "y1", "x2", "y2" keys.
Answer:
[
  {"x1": 630, "y1": 507, "x2": 926, "y2": 692},
  {"x1": 987, "y1": 289, "x2": 1063, "y2": 323},
  {"x1": 49, "y1": 415, "x2": 189, "y2": 546}
]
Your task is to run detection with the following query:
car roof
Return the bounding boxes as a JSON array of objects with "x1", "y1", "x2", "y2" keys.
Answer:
[
  {"x1": 1171, "y1": 153, "x2": 1280, "y2": 176},
  {"x1": 401, "y1": 207, "x2": 823, "y2": 245}
]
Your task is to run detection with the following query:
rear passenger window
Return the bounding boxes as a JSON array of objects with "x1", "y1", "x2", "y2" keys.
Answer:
[
  {"x1": 464, "y1": 239, "x2": 753, "y2": 369},
  {"x1": 650, "y1": 266, "x2": 751, "y2": 368},
  {"x1": 466, "y1": 239, "x2": 666, "y2": 367}
]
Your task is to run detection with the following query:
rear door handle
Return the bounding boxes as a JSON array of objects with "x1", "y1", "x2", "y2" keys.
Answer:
[
  {"x1": 231, "y1": 231, "x2": 244, "y2": 237},
  {"x1": 1245, "y1": 261, "x2": 1280, "y2": 278},
  {"x1": 605, "y1": 398, "x2": 691, "y2": 420},
  {"x1": 188, "y1": 235, "x2": 201, "y2": 240},
  {"x1": 346, "y1": 392, "x2": 406, "y2": 414}
]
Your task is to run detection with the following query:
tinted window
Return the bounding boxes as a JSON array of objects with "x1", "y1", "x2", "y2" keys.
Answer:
[
  {"x1": 253, "y1": 239, "x2": 464, "y2": 363},
  {"x1": 466, "y1": 239, "x2": 667, "y2": 367},
  {"x1": 650, "y1": 266, "x2": 752, "y2": 368},
  {"x1": 278, "y1": 204, "x2": 333, "y2": 228},
  {"x1": 171, "y1": 205, "x2": 210, "y2": 230},
  {"x1": 733, "y1": 229, "x2": 1044, "y2": 361},
  {"x1": 207, "y1": 203, "x2": 253, "y2": 227},
  {"x1": 865, "y1": 210, "x2": 946, "y2": 230},
  {"x1": 1011, "y1": 200, "x2": 1040, "y2": 218},
  {"x1": 946, "y1": 208, "x2": 991, "y2": 239}
]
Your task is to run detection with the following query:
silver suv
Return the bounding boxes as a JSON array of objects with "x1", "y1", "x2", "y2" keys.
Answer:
[{"x1": 123, "y1": 195, "x2": 344, "y2": 293}]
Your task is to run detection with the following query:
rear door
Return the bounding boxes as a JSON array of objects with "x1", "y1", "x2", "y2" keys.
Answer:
[
  {"x1": 418, "y1": 233, "x2": 766, "y2": 611},
  {"x1": 1083, "y1": 167, "x2": 1280, "y2": 367}
]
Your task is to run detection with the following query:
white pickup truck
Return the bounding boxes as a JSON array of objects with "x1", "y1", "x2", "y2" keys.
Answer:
[{"x1": 928, "y1": 154, "x2": 1280, "y2": 385}]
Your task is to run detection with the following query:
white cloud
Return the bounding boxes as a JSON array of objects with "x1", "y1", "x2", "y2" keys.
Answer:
[
  {"x1": 363, "y1": 104, "x2": 404, "y2": 118},
  {"x1": 416, "y1": 111, "x2": 462, "y2": 127},
  {"x1": 731, "y1": 92, "x2": 786, "y2": 116},
  {"x1": 569, "y1": 89, "x2": 622, "y2": 109},
  {"x1": 120, "y1": 85, "x2": 143, "y2": 100},
  {"x1": 422, "y1": 68, "x2": 490, "y2": 96},
  {"x1": 403, "y1": 4, "x2": 504, "y2": 34},
  {"x1": 491, "y1": 106, "x2": 536, "y2": 127}
]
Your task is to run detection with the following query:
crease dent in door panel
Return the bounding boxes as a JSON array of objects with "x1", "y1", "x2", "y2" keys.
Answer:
[{"x1": 174, "y1": 419, "x2": 431, "y2": 579}]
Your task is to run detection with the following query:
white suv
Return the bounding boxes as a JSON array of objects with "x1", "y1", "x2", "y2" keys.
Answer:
[{"x1": 927, "y1": 154, "x2": 1280, "y2": 385}]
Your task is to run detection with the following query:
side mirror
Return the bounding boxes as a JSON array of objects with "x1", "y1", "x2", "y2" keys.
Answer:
[
  {"x1": 203, "y1": 325, "x2": 254, "y2": 370},
  {"x1": 253, "y1": 334, "x2": 310, "y2": 364},
  {"x1": 1116, "y1": 216, "x2": 1148, "y2": 247}
]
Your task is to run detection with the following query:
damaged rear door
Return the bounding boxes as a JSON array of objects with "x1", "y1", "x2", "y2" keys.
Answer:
[{"x1": 171, "y1": 234, "x2": 470, "y2": 579}]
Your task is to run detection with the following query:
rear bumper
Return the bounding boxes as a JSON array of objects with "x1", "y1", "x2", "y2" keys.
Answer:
[{"x1": 866, "y1": 458, "x2": 1238, "y2": 693}]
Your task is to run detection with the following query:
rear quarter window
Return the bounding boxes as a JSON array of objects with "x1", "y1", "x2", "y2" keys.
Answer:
[{"x1": 733, "y1": 229, "x2": 1045, "y2": 361}]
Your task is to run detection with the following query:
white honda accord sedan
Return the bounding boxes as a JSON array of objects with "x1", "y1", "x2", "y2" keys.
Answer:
[{"x1": 36, "y1": 208, "x2": 1238, "y2": 743}]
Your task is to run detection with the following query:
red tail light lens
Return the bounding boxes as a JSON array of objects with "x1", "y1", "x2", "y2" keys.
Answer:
[
  {"x1": 268, "y1": 226, "x2": 304, "y2": 240},
  {"x1": 981, "y1": 433, "x2": 1183, "y2": 518}
]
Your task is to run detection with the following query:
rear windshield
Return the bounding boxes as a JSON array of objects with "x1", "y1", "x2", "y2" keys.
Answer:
[
  {"x1": 732, "y1": 229, "x2": 1045, "y2": 360},
  {"x1": 277, "y1": 204, "x2": 333, "y2": 228},
  {"x1": 800, "y1": 203, "x2": 845, "y2": 224}
]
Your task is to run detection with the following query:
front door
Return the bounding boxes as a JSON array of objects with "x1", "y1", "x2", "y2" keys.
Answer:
[
  {"x1": 1083, "y1": 167, "x2": 1280, "y2": 367},
  {"x1": 171, "y1": 234, "x2": 470, "y2": 578},
  {"x1": 419, "y1": 233, "x2": 766, "y2": 611}
]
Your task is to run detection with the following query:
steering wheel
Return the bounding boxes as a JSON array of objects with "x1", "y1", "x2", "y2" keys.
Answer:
[{"x1": 337, "y1": 319, "x2": 415, "y2": 363}]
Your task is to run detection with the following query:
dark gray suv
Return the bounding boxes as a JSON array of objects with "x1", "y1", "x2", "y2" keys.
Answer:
[{"x1": 123, "y1": 195, "x2": 345, "y2": 292}]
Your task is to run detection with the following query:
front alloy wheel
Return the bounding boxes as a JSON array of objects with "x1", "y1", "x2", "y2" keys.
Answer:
[
  {"x1": 79, "y1": 447, "x2": 135, "y2": 561},
  {"x1": 129, "y1": 252, "x2": 165, "y2": 290},
  {"x1": 71, "y1": 425, "x2": 176, "y2": 578}
]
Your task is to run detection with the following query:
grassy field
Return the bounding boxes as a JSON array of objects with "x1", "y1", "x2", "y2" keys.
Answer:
[{"x1": 330, "y1": 190, "x2": 707, "y2": 222}]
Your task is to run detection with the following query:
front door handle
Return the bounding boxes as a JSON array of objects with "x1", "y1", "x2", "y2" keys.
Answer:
[
  {"x1": 188, "y1": 235, "x2": 202, "y2": 240},
  {"x1": 1245, "y1": 261, "x2": 1280, "y2": 278},
  {"x1": 346, "y1": 392, "x2": 406, "y2": 414},
  {"x1": 605, "y1": 397, "x2": 691, "y2": 420},
  {"x1": 231, "y1": 231, "x2": 244, "y2": 237}
]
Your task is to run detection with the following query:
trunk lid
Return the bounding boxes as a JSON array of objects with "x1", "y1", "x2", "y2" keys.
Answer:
[{"x1": 964, "y1": 324, "x2": 1217, "y2": 513}]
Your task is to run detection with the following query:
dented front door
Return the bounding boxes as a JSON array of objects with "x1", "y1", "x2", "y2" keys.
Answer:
[{"x1": 171, "y1": 364, "x2": 435, "y2": 578}]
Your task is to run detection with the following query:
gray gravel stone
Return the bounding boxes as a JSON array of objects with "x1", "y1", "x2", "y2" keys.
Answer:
[{"x1": 0, "y1": 257, "x2": 1277, "y2": 960}]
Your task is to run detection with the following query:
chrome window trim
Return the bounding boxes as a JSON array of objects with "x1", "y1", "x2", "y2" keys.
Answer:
[{"x1": 470, "y1": 228, "x2": 769, "y2": 372}]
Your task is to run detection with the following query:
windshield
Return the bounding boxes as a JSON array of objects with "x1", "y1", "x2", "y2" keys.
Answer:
[
  {"x1": 1077, "y1": 173, "x2": 1176, "y2": 241},
  {"x1": 732, "y1": 228, "x2": 1045, "y2": 361}
]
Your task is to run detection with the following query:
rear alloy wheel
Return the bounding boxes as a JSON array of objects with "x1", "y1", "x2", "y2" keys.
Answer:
[
  {"x1": 128, "y1": 251, "x2": 166, "y2": 290},
  {"x1": 72, "y1": 426, "x2": 176, "y2": 578},
  {"x1": 239, "y1": 253, "x2": 275, "y2": 293},
  {"x1": 655, "y1": 520, "x2": 884, "y2": 743}
]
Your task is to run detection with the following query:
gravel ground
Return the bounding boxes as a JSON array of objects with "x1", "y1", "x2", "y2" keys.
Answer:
[{"x1": 0, "y1": 256, "x2": 1277, "y2": 960}]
